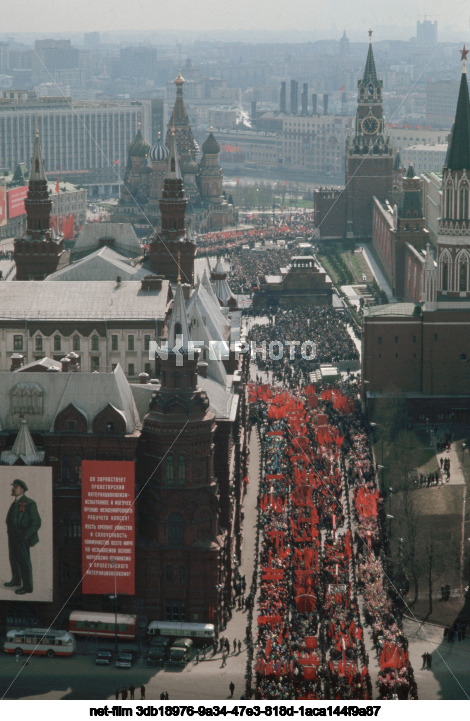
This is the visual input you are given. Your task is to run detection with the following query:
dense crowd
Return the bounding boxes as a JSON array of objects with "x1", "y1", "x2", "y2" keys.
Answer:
[
  {"x1": 248, "y1": 380, "x2": 417, "y2": 700},
  {"x1": 247, "y1": 307, "x2": 359, "y2": 385}
]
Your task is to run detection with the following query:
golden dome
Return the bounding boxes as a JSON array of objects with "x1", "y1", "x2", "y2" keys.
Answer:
[{"x1": 175, "y1": 68, "x2": 185, "y2": 86}]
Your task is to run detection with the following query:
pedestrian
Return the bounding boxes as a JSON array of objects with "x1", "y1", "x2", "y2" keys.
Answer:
[
  {"x1": 421, "y1": 652, "x2": 427, "y2": 670},
  {"x1": 129, "y1": 684, "x2": 135, "y2": 700},
  {"x1": 229, "y1": 681, "x2": 235, "y2": 697},
  {"x1": 226, "y1": 639, "x2": 230, "y2": 654},
  {"x1": 115, "y1": 688, "x2": 120, "y2": 700},
  {"x1": 233, "y1": 639, "x2": 237, "y2": 654},
  {"x1": 221, "y1": 651, "x2": 227, "y2": 667},
  {"x1": 160, "y1": 692, "x2": 165, "y2": 700},
  {"x1": 165, "y1": 692, "x2": 169, "y2": 700},
  {"x1": 140, "y1": 685, "x2": 146, "y2": 700},
  {"x1": 121, "y1": 688, "x2": 128, "y2": 701},
  {"x1": 238, "y1": 640, "x2": 241, "y2": 653},
  {"x1": 195, "y1": 650, "x2": 200, "y2": 664},
  {"x1": 427, "y1": 652, "x2": 432, "y2": 669}
]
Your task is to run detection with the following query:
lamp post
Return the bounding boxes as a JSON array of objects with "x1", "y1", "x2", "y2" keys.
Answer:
[
  {"x1": 462, "y1": 443, "x2": 467, "y2": 465},
  {"x1": 110, "y1": 557, "x2": 118, "y2": 656}
]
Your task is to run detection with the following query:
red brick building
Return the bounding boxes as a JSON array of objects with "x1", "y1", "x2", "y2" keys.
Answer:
[{"x1": 362, "y1": 54, "x2": 470, "y2": 421}]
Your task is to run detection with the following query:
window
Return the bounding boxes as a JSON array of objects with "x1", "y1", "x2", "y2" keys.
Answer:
[
  {"x1": 434, "y1": 334, "x2": 438, "y2": 341},
  {"x1": 61, "y1": 455, "x2": 70, "y2": 483},
  {"x1": 111, "y1": 363, "x2": 117, "y2": 371},
  {"x1": 144, "y1": 335, "x2": 151, "y2": 350},
  {"x1": 128, "y1": 335, "x2": 134, "y2": 351},
  {"x1": 128, "y1": 363, "x2": 135, "y2": 377},
  {"x1": 165, "y1": 601, "x2": 185, "y2": 622},
  {"x1": 178, "y1": 456, "x2": 185, "y2": 486},
  {"x1": 73, "y1": 456, "x2": 82, "y2": 483},
  {"x1": 35, "y1": 335, "x2": 43, "y2": 352},
  {"x1": 413, "y1": 336, "x2": 417, "y2": 343},
  {"x1": 167, "y1": 513, "x2": 184, "y2": 546},
  {"x1": 67, "y1": 420, "x2": 76, "y2": 431},
  {"x1": 178, "y1": 567, "x2": 186, "y2": 584},
  {"x1": 91, "y1": 335, "x2": 99, "y2": 351},
  {"x1": 459, "y1": 261, "x2": 468, "y2": 292},
  {"x1": 90, "y1": 357, "x2": 99, "y2": 372},
  {"x1": 13, "y1": 335, "x2": 23, "y2": 351},
  {"x1": 144, "y1": 363, "x2": 151, "y2": 375},
  {"x1": 377, "y1": 337, "x2": 382, "y2": 344},
  {"x1": 166, "y1": 455, "x2": 174, "y2": 485},
  {"x1": 461, "y1": 353, "x2": 467, "y2": 361},
  {"x1": 111, "y1": 335, "x2": 118, "y2": 351},
  {"x1": 60, "y1": 563, "x2": 70, "y2": 582},
  {"x1": 73, "y1": 336, "x2": 80, "y2": 351},
  {"x1": 54, "y1": 335, "x2": 61, "y2": 351},
  {"x1": 165, "y1": 566, "x2": 173, "y2": 582},
  {"x1": 394, "y1": 336, "x2": 399, "y2": 343}
]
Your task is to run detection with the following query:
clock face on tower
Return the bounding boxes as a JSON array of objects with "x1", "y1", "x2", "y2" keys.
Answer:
[{"x1": 361, "y1": 116, "x2": 379, "y2": 135}]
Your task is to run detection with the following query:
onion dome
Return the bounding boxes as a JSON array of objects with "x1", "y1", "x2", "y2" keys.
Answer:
[
  {"x1": 202, "y1": 129, "x2": 220, "y2": 155},
  {"x1": 175, "y1": 68, "x2": 185, "y2": 86},
  {"x1": 127, "y1": 124, "x2": 150, "y2": 158},
  {"x1": 148, "y1": 132, "x2": 169, "y2": 163},
  {"x1": 182, "y1": 157, "x2": 198, "y2": 174}
]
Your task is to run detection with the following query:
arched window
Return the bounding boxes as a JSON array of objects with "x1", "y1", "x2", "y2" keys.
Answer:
[
  {"x1": 178, "y1": 455, "x2": 185, "y2": 486},
  {"x1": 459, "y1": 259, "x2": 468, "y2": 292},
  {"x1": 54, "y1": 335, "x2": 61, "y2": 351},
  {"x1": 167, "y1": 513, "x2": 184, "y2": 546},
  {"x1": 460, "y1": 184, "x2": 469, "y2": 219},
  {"x1": 73, "y1": 335, "x2": 80, "y2": 351},
  {"x1": 446, "y1": 181, "x2": 453, "y2": 218},
  {"x1": 165, "y1": 455, "x2": 174, "y2": 485},
  {"x1": 442, "y1": 260, "x2": 449, "y2": 291}
]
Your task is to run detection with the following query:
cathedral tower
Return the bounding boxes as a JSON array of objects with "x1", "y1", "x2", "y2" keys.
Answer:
[
  {"x1": 436, "y1": 46, "x2": 470, "y2": 300},
  {"x1": 345, "y1": 30, "x2": 393, "y2": 237},
  {"x1": 149, "y1": 129, "x2": 196, "y2": 284},
  {"x1": 14, "y1": 128, "x2": 64, "y2": 280}
]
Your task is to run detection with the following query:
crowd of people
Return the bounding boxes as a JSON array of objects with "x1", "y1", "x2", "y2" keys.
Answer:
[
  {"x1": 247, "y1": 307, "x2": 359, "y2": 386},
  {"x1": 248, "y1": 379, "x2": 417, "y2": 700}
]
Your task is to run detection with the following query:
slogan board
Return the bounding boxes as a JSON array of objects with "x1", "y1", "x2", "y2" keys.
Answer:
[
  {"x1": 81, "y1": 460, "x2": 135, "y2": 595},
  {"x1": 7, "y1": 185, "x2": 28, "y2": 219}
]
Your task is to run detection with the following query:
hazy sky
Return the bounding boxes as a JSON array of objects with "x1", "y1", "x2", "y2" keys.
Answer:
[{"x1": 2, "y1": 0, "x2": 469, "y2": 37}]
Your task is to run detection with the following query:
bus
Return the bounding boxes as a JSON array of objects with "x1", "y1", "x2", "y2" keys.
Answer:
[
  {"x1": 4, "y1": 628, "x2": 76, "y2": 657},
  {"x1": 147, "y1": 621, "x2": 215, "y2": 641},
  {"x1": 69, "y1": 611, "x2": 137, "y2": 640}
]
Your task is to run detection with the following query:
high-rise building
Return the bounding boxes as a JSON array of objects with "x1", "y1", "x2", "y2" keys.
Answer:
[{"x1": 417, "y1": 18, "x2": 438, "y2": 44}]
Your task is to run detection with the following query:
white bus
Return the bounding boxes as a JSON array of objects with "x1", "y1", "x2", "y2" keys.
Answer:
[
  {"x1": 147, "y1": 621, "x2": 215, "y2": 641},
  {"x1": 4, "y1": 628, "x2": 76, "y2": 657}
]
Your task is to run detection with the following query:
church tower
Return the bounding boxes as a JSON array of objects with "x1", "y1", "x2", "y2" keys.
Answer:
[
  {"x1": 436, "y1": 46, "x2": 470, "y2": 300},
  {"x1": 149, "y1": 128, "x2": 196, "y2": 285},
  {"x1": 137, "y1": 280, "x2": 228, "y2": 626},
  {"x1": 14, "y1": 128, "x2": 64, "y2": 280},
  {"x1": 345, "y1": 30, "x2": 393, "y2": 238}
]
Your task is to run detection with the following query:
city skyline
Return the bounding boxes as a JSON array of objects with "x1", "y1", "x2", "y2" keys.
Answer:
[{"x1": 0, "y1": 0, "x2": 464, "y2": 40}]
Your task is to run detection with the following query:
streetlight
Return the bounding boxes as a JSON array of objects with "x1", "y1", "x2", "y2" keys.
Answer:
[
  {"x1": 110, "y1": 557, "x2": 118, "y2": 656},
  {"x1": 462, "y1": 443, "x2": 467, "y2": 465}
]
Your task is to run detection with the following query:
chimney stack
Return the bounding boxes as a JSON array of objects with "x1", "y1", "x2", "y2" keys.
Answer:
[
  {"x1": 67, "y1": 352, "x2": 80, "y2": 372},
  {"x1": 139, "y1": 372, "x2": 150, "y2": 384},
  {"x1": 60, "y1": 357, "x2": 70, "y2": 372},
  {"x1": 10, "y1": 354, "x2": 24, "y2": 371}
]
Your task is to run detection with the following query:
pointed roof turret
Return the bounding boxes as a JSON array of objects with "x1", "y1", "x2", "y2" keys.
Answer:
[
  {"x1": 393, "y1": 150, "x2": 402, "y2": 172},
  {"x1": 445, "y1": 47, "x2": 470, "y2": 171},
  {"x1": 363, "y1": 29, "x2": 377, "y2": 84},
  {"x1": 0, "y1": 418, "x2": 45, "y2": 465},
  {"x1": 167, "y1": 276, "x2": 190, "y2": 351},
  {"x1": 406, "y1": 162, "x2": 417, "y2": 179},
  {"x1": 30, "y1": 122, "x2": 47, "y2": 182},
  {"x1": 167, "y1": 127, "x2": 182, "y2": 180}
]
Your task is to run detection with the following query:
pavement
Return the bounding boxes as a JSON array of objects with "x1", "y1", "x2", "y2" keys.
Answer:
[{"x1": 360, "y1": 246, "x2": 397, "y2": 303}]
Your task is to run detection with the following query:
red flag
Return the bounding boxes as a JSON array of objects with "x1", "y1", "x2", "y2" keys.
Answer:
[
  {"x1": 55, "y1": 177, "x2": 60, "y2": 194},
  {"x1": 339, "y1": 84, "x2": 345, "y2": 91}
]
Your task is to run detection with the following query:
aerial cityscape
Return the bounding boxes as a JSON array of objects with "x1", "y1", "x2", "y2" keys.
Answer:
[{"x1": 0, "y1": 10, "x2": 469, "y2": 707}]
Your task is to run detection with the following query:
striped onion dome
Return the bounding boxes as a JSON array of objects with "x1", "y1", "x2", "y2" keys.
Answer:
[{"x1": 148, "y1": 133, "x2": 169, "y2": 162}]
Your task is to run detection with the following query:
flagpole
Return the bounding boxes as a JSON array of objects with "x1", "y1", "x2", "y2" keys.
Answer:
[{"x1": 56, "y1": 166, "x2": 61, "y2": 236}]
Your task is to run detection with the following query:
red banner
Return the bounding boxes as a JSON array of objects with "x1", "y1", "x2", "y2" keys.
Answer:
[
  {"x1": 7, "y1": 185, "x2": 28, "y2": 219},
  {"x1": 81, "y1": 460, "x2": 135, "y2": 595}
]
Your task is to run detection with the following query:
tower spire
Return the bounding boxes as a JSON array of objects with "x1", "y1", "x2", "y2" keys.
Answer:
[
  {"x1": 444, "y1": 47, "x2": 470, "y2": 171},
  {"x1": 363, "y1": 29, "x2": 377, "y2": 84}
]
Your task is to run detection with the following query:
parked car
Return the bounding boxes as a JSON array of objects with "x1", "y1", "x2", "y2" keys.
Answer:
[
  {"x1": 168, "y1": 638, "x2": 193, "y2": 665},
  {"x1": 147, "y1": 636, "x2": 171, "y2": 666},
  {"x1": 95, "y1": 650, "x2": 113, "y2": 666},
  {"x1": 115, "y1": 652, "x2": 133, "y2": 668}
]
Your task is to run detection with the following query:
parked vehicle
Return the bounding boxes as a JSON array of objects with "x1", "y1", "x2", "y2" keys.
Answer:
[
  {"x1": 69, "y1": 611, "x2": 137, "y2": 640},
  {"x1": 147, "y1": 621, "x2": 214, "y2": 641},
  {"x1": 4, "y1": 628, "x2": 75, "y2": 657},
  {"x1": 168, "y1": 638, "x2": 193, "y2": 665},
  {"x1": 115, "y1": 652, "x2": 133, "y2": 669},
  {"x1": 95, "y1": 650, "x2": 113, "y2": 665},
  {"x1": 147, "y1": 636, "x2": 171, "y2": 666}
]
